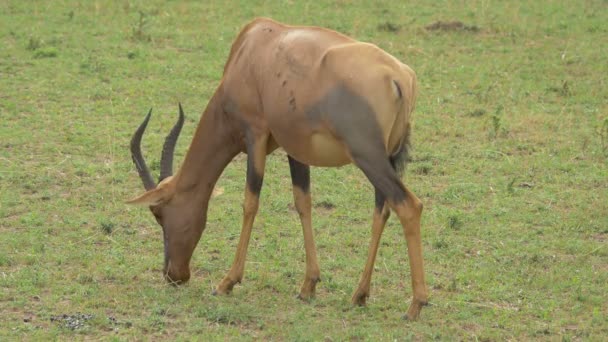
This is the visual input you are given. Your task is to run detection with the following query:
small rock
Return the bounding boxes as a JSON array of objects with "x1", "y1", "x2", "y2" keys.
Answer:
[{"x1": 50, "y1": 313, "x2": 94, "y2": 330}]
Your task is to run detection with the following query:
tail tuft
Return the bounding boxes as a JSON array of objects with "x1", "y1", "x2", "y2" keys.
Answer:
[{"x1": 389, "y1": 132, "x2": 411, "y2": 176}]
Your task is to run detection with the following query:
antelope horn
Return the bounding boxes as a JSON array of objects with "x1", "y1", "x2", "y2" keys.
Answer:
[
  {"x1": 159, "y1": 103, "x2": 185, "y2": 182},
  {"x1": 130, "y1": 108, "x2": 156, "y2": 191}
]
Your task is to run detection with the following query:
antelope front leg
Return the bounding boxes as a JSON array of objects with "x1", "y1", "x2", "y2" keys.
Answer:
[
  {"x1": 390, "y1": 189, "x2": 428, "y2": 320},
  {"x1": 352, "y1": 188, "x2": 390, "y2": 305},
  {"x1": 288, "y1": 156, "x2": 320, "y2": 300},
  {"x1": 214, "y1": 135, "x2": 268, "y2": 295}
]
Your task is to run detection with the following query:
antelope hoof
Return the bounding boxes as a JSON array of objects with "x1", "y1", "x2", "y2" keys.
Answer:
[
  {"x1": 214, "y1": 277, "x2": 239, "y2": 295},
  {"x1": 351, "y1": 290, "x2": 369, "y2": 306},
  {"x1": 297, "y1": 277, "x2": 320, "y2": 301},
  {"x1": 211, "y1": 288, "x2": 228, "y2": 296},
  {"x1": 297, "y1": 288, "x2": 315, "y2": 301},
  {"x1": 403, "y1": 298, "x2": 429, "y2": 321},
  {"x1": 296, "y1": 292, "x2": 314, "y2": 302}
]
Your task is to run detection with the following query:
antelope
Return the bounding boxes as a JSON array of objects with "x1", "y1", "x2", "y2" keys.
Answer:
[{"x1": 128, "y1": 18, "x2": 428, "y2": 320}]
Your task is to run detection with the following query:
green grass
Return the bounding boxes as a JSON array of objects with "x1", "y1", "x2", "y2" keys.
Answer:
[{"x1": 1, "y1": 0, "x2": 607, "y2": 340}]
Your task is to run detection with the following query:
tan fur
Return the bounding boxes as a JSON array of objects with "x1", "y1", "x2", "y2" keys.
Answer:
[{"x1": 128, "y1": 18, "x2": 427, "y2": 320}]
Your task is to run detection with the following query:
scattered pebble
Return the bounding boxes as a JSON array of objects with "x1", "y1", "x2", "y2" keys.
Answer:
[
  {"x1": 50, "y1": 313, "x2": 93, "y2": 330},
  {"x1": 50, "y1": 313, "x2": 133, "y2": 330},
  {"x1": 108, "y1": 315, "x2": 133, "y2": 328}
]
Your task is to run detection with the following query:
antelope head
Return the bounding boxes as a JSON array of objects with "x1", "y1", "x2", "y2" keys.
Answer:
[{"x1": 127, "y1": 104, "x2": 196, "y2": 284}]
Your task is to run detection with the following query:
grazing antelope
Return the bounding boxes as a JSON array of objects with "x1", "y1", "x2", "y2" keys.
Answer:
[{"x1": 128, "y1": 18, "x2": 428, "y2": 320}]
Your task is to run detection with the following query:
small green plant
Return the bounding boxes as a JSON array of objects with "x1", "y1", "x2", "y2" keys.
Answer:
[
  {"x1": 100, "y1": 221, "x2": 115, "y2": 234},
  {"x1": 80, "y1": 55, "x2": 106, "y2": 74},
  {"x1": 0, "y1": 254, "x2": 13, "y2": 267},
  {"x1": 560, "y1": 80, "x2": 571, "y2": 97},
  {"x1": 447, "y1": 214, "x2": 463, "y2": 230},
  {"x1": 433, "y1": 239, "x2": 448, "y2": 249},
  {"x1": 132, "y1": 10, "x2": 151, "y2": 42},
  {"x1": 447, "y1": 278, "x2": 458, "y2": 292},
  {"x1": 489, "y1": 105, "x2": 505, "y2": 139},
  {"x1": 27, "y1": 36, "x2": 41, "y2": 50},
  {"x1": 547, "y1": 80, "x2": 571, "y2": 97},
  {"x1": 468, "y1": 108, "x2": 487, "y2": 117},
  {"x1": 33, "y1": 47, "x2": 58, "y2": 58},
  {"x1": 377, "y1": 21, "x2": 401, "y2": 33},
  {"x1": 507, "y1": 177, "x2": 517, "y2": 194},
  {"x1": 413, "y1": 162, "x2": 432, "y2": 175},
  {"x1": 127, "y1": 50, "x2": 138, "y2": 59}
]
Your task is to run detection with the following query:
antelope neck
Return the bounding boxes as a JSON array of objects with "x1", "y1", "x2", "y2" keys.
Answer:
[{"x1": 174, "y1": 89, "x2": 242, "y2": 203}]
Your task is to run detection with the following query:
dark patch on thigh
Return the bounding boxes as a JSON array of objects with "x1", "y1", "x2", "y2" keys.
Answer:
[
  {"x1": 305, "y1": 84, "x2": 384, "y2": 154},
  {"x1": 306, "y1": 84, "x2": 407, "y2": 204},
  {"x1": 288, "y1": 156, "x2": 310, "y2": 193},
  {"x1": 306, "y1": 84, "x2": 375, "y2": 126}
]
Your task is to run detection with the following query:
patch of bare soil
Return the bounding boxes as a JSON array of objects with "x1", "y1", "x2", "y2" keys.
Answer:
[
  {"x1": 50, "y1": 313, "x2": 93, "y2": 330},
  {"x1": 591, "y1": 233, "x2": 606, "y2": 242},
  {"x1": 49, "y1": 313, "x2": 132, "y2": 330},
  {"x1": 377, "y1": 21, "x2": 401, "y2": 33},
  {"x1": 314, "y1": 200, "x2": 336, "y2": 214},
  {"x1": 425, "y1": 20, "x2": 480, "y2": 32}
]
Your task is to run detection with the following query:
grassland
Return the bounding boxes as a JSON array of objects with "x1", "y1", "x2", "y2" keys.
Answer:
[{"x1": 1, "y1": 0, "x2": 607, "y2": 340}]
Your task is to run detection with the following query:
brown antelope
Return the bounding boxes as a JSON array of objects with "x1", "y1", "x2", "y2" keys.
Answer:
[{"x1": 128, "y1": 18, "x2": 428, "y2": 320}]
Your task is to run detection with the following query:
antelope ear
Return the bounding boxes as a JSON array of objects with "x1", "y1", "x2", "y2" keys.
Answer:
[{"x1": 126, "y1": 186, "x2": 171, "y2": 206}]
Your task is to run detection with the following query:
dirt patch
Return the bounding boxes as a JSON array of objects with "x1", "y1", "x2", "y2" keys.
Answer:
[
  {"x1": 107, "y1": 315, "x2": 133, "y2": 330},
  {"x1": 314, "y1": 200, "x2": 336, "y2": 214},
  {"x1": 377, "y1": 21, "x2": 401, "y2": 33},
  {"x1": 50, "y1": 313, "x2": 93, "y2": 330},
  {"x1": 315, "y1": 200, "x2": 335, "y2": 209},
  {"x1": 425, "y1": 20, "x2": 480, "y2": 33},
  {"x1": 288, "y1": 200, "x2": 336, "y2": 214},
  {"x1": 50, "y1": 313, "x2": 132, "y2": 330}
]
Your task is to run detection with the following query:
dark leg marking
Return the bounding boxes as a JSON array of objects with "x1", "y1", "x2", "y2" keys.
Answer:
[
  {"x1": 288, "y1": 156, "x2": 310, "y2": 193},
  {"x1": 374, "y1": 186, "x2": 386, "y2": 211},
  {"x1": 288, "y1": 155, "x2": 319, "y2": 300},
  {"x1": 245, "y1": 139, "x2": 264, "y2": 195}
]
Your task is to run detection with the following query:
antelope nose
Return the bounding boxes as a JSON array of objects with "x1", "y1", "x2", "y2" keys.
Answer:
[{"x1": 164, "y1": 269, "x2": 190, "y2": 285}]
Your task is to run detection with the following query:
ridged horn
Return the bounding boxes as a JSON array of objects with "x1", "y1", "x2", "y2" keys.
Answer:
[
  {"x1": 159, "y1": 103, "x2": 185, "y2": 182},
  {"x1": 130, "y1": 108, "x2": 156, "y2": 191}
]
